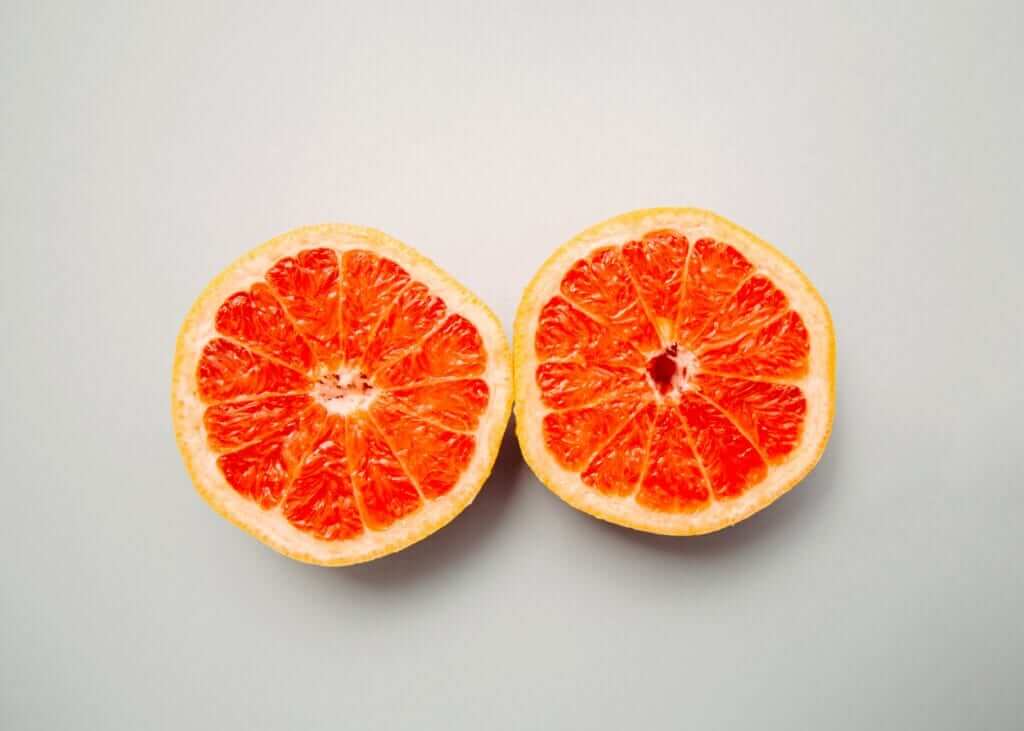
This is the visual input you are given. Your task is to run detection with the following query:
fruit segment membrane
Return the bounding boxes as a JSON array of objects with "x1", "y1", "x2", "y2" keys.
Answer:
[
  {"x1": 196, "y1": 248, "x2": 490, "y2": 541},
  {"x1": 535, "y1": 230, "x2": 811, "y2": 511}
]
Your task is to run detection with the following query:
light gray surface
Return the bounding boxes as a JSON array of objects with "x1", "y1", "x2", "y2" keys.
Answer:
[{"x1": 2, "y1": 1, "x2": 1022, "y2": 729}]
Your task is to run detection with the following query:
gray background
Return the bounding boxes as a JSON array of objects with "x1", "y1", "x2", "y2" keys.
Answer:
[{"x1": 2, "y1": 1, "x2": 1022, "y2": 729}]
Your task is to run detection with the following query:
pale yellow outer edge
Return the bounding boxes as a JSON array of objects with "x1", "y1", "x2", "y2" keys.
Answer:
[
  {"x1": 171, "y1": 224, "x2": 513, "y2": 566},
  {"x1": 513, "y1": 207, "x2": 836, "y2": 536}
]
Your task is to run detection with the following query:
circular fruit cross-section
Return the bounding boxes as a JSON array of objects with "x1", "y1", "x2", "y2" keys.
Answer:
[
  {"x1": 172, "y1": 225, "x2": 512, "y2": 565},
  {"x1": 515, "y1": 208, "x2": 834, "y2": 534}
]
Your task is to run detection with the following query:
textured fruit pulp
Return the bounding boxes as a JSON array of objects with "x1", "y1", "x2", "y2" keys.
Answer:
[
  {"x1": 536, "y1": 230, "x2": 810, "y2": 512},
  {"x1": 197, "y1": 248, "x2": 490, "y2": 541}
]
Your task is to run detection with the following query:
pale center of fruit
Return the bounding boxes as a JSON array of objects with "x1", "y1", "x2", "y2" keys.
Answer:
[
  {"x1": 313, "y1": 367, "x2": 375, "y2": 415},
  {"x1": 646, "y1": 344, "x2": 697, "y2": 397}
]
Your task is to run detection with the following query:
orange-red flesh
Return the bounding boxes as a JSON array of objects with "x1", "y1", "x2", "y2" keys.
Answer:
[
  {"x1": 535, "y1": 229, "x2": 811, "y2": 511},
  {"x1": 195, "y1": 247, "x2": 490, "y2": 541}
]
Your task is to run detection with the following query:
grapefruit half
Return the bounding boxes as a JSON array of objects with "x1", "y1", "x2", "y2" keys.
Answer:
[
  {"x1": 514, "y1": 208, "x2": 834, "y2": 534},
  {"x1": 172, "y1": 225, "x2": 512, "y2": 565}
]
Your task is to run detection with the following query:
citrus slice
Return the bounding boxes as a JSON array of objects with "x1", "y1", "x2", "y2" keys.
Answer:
[
  {"x1": 172, "y1": 225, "x2": 512, "y2": 565},
  {"x1": 514, "y1": 208, "x2": 834, "y2": 534}
]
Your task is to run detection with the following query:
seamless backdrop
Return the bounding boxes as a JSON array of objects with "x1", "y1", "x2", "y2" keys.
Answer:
[{"x1": 2, "y1": 2, "x2": 1022, "y2": 729}]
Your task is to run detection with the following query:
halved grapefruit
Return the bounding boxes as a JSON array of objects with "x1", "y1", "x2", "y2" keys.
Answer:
[
  {"x1": 172, "y1": 225, "x2": 512, "y2": 565},
  {"x1": 514, "y1": 208, "x2": 834, "y2": 534}
]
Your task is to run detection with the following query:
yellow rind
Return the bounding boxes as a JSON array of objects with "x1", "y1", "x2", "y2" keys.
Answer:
[
  {"x1": 172, "y1": 224, "x2": 513, "y2": 566},
  {"x1": 514, "y1": 207, "x2": 835, "y2": 535}
]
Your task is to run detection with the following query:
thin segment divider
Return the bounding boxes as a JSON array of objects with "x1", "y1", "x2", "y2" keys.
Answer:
[
  {"x1": 334, "y1": 249, "x2": 347, "y2": 364},
  {"x1": 261, "y1": 274, "x2": 325, "y2": 368},
  {"x1": 200, "y1": 389, "x2": 312, "y2": 407},
  {"x1": 546, "y1": 293, "x2": 651, "y2": 364},
  {"x1": 278, "y1": 408, "x2": 335, "y2": 514},
  {"x1": 619, "y1": 247, "x2": 666, "y2": 346},
  {"x1": 380, "y1": 396, "x2": 479, "y2": 435},
  {"x1": 686, "y1": 269, "x2": 757, "y2": 346},
  {"x1": 210, "y1": 334, "x2": 311, "y2": 375},
  {"x1": 696, "y1": 368, "x2": 803, "y2": 386},
  {"x1": 352, "y1": 275, "x2": 417, "y2": 371},
  {"x1": 629, "y1": 404, "x2": 661, "y2": 501},
  {"x1": 578, "y1": 400, "x2": 652, "y2": 489},
  {"x1": 365, "y1": 312, "x2": 450, "y2": 380},
  {"x1": 677, "y1": 408, "x2": 718, "y2": 506},
  {"x1": 670, "y1": 234, "x2": 696, "y2": 338},
  {"x1": 695, "y1": 305, "x2": 792, "y2": 356},
  {"x1": 243, "y1": 253, "x2": 348, "y2": 515},
  {"x1": 542, "y1": 383, "x2": 648, "y2": 414},
  {"x1": 339, "y1": 417, "x2": 376, "y2": 534},
  {"x1": 690, "y1": 389, "x2": 772, "y2": 467},
  {"x1": 364, "y1": 410, "x2": 430, "y2": 505}
]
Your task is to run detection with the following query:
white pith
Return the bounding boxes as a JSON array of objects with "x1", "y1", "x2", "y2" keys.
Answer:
[
  {"x1": 515, "y1": 208, "x2": 835, "y2": 535},
  {"x1": 172, "y1": 224, "x2": 513, "y2": 565},
  {"x1": 644, "y1": 345, "x2": 698, "y2": 400},
  {"x1": 313, "y1": 367, "x2": 377, "y2": 416}
]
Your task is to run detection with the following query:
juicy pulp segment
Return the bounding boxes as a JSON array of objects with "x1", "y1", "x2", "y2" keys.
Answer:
[
  {"x1": 371, "y1": 400, "x2": 475, "y2": 499},
  {"x1": 699, "y1": 310, "x2": 810, "y2": 378},
  {"x1": 265, "y1": 248, "x2": 342, "y2": 364},
  {"x1": 216, "y1": 403, "x2": 326, "y2": 509},
  {"x1": 215, "y1": 284, "x2": 315, "y2": 371},
  {"x1": 675, "y1": 239, "x2": 753, "y2": 347},
  {"x1": 622, "y1": 230, "x2": 689, "y2": 331},
  {"x1": 378, "y1": 379, "x2": 489, "y2": 432},
  {"x1": 203, "y1": 394, "x2": 315, "y2": 450},
  {"x1": 542, "y1": 397, "x2": 641, "y2": 471},
  {"x1": 635, "y1": 407, "x2": 708, "y2": 511},
  {"x1": 581, "y1": 402, "x2": 657, "y2": 496},
  {"x1": 678, "y1": 393, "x2": 766, "y2": 499},
  {"x1": 561, "y1": 246, "x2": 661, "y2": 353},
  {"x1": 374, "y1": 314, "x2": 486, "y2": 387},
  {"x1": 360, "y1": 282, "x2": 447, "y2": 371},
  {"x1": 195, "y1": 247, "x2": 491, "y2": 542},
  {"x1": 346, "y1": 413, "x2": 423, "y2": 529},
  {"x1": 339, "y1": 250, "x2": 410, "y2": 364},
  {"x1": 536, "y1": 361, "x2": 647, "y2": 410},
  {"x1": 693, "y1": 374, "x2": 806, "y2": 460},
  {"x1": 535, "y1": 297, "x2": 644, "y2": 367},
  {"x1": 698, "y1": 275, "x2": 788, "y2": 348},
  {"x1": 532, "y1": 228, "x2": 813, "y2": 512},
  {"x1": 197, "y1": 338, "x2": 309, "y2": 402},
  {"x1": 218, "y1": 439, "x2": 295, "y2": 509},
  {"x1": 284, "y1": 417, "x2": 364, "y2": 540}
]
